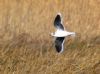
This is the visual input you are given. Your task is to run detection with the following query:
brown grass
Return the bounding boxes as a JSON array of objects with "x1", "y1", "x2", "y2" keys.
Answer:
[{"x1": 0, "y1": 0, "x2": 100, "y2": 74}]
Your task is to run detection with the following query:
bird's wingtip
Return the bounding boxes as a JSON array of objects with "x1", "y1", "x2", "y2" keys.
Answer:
[{"x1": 57, "y1": 12, "x2": 62, "y2": 16}]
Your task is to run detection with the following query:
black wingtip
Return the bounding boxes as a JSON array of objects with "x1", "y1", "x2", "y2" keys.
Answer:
[
  {"x1": 55, "y1": 14, "x2": 61, "y2": 22},
  {"x1": 56, "y1": 13, "x2": 62, "y2": 21},
  {"x1": 54, "y1": 13, "x2": 64, "y2": 30},
  {"x1": 54, "y1": 13, "x2": 61, "y2": 26},
  {"x1": 55, "y1": 45, "x2": 62, "y2": 53},
  {"x1": 55, "y1": 37, "x2": 65, "y2": 53}
]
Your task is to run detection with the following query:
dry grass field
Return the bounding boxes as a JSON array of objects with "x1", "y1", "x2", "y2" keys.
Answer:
[{"x1": 0, "y1": 0, "x2": 100, "y2": 74}]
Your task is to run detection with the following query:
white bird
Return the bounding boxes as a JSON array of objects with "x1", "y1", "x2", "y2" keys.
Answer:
[{"x1": 51, "y1": 13, "x2": 75, "y2": 53}]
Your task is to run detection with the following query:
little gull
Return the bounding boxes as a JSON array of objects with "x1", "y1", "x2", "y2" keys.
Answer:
[{"x1": 51, "y1": 13, "x2": 75, "y2": 53}]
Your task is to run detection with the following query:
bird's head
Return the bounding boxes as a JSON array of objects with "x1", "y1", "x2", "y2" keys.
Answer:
[{"x1": 51, "y1": 32, "x2": 55, "y2": 36}]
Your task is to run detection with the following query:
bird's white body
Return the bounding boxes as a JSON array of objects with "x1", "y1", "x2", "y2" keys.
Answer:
[{"x1": 51, "y1": 30, "x2": 75, "y2": 37}]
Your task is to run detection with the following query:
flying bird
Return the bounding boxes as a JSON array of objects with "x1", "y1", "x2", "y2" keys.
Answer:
[{"x1": 51, "y1": 13, "x2": 75, "y2": 53}]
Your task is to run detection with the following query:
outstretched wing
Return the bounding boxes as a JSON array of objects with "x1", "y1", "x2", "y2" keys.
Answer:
[
  {"x1": 54, "y1": 13, "x2": 64, "y2": 30},
  {"x1": 55, "y1": 37, "x2": 65, "y2": 53}
]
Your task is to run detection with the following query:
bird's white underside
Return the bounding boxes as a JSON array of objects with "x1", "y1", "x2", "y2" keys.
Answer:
[{"x1": 51, "y1": 30, "x2": 75, "y2": 37}]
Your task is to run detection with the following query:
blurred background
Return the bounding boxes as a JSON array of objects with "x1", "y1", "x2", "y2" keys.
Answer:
[{"x1": 0, "y1": 0, "x2": 100, "y2": 74}]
